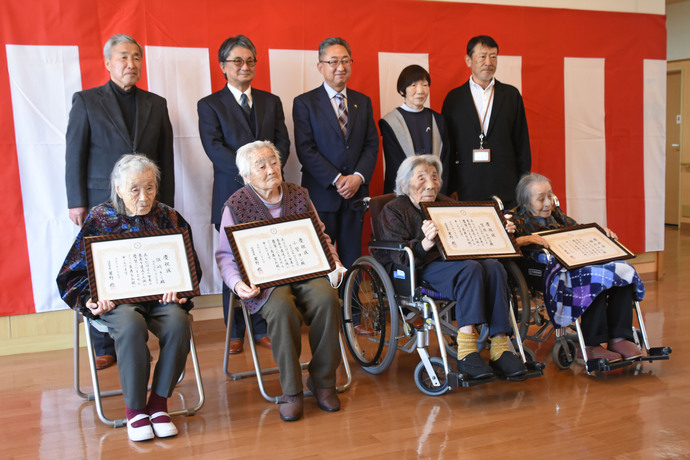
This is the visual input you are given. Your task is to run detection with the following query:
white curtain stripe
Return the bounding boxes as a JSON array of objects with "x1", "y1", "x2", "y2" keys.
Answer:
[
  {"x1": 146, "y1": 46, "x2": 218, "y2": 295},
  {"x1": 643, "y1": 59, "x2": 666, "y2": 252},
  {"x1": 564, "y1": 57, "x2": 607, "y2": 226},
  {"x1": 6, "y1": 45, "x2": 81, "y2": 312}
]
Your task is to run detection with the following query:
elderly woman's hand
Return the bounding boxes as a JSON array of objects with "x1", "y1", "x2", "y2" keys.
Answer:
[
  {"x1": 234, "y1": 281, "x2": 261, "y2": 300},
  {"x1": 604, "y1": 227, "x2": 618, "y2": 240},
  {"x1": 160, "y1": 292, "x2": 188, "y2": 305},
  {"x1": 503, "y1": 213, "x2": 516, "y2": 234},
  {"x1": 421, "y1": 219, "x2": 438, "y2": 251},
  {"x1": 516, "y1": 234, "x2": 550, "y2": 248},
  {"x1": 85, "y1": 298, "x2": 116, "y2": 316}
]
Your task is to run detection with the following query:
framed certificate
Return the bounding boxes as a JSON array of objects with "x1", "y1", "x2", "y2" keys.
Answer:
[
  {"x1": 224, "y1": 212, "x2": 336, "y2": 289},
  {"x1": 420, "y1": 201, "x2": 520, "y2": 260},
  {"x1": 536, "y1": 223, "x2": 634, "y2": 269},
  {"x1": 84, "y1": 227, "x2": 200, "y2": 304}
]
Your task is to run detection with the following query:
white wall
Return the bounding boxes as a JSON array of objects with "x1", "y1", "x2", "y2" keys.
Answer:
[
  {"x1": 668, "y1": 1, "x2": 690, "y2": 61},
  {"x1": 433, "y1": 0, "x2": 664, "y2": 14}
]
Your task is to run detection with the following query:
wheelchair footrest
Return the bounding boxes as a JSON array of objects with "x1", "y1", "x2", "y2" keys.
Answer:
[
  {"x1": 645, "y1": 346, "x2": 672, "y2": 359},
  {"x1": 520, "y1": 361, "x2": 545, "y2": 380},
  {"x1": 586, "y1": 346, "x2": 672, "y2": 373},
  {"x1": 586, "y1": 358, "x2": 635, "y2": 373},
  {"x1": 448, "y1": 371, "x2": 496, "y2": 388},
  {"x1": 497, "y1": 361, "x2": 544, "y2": 382}
]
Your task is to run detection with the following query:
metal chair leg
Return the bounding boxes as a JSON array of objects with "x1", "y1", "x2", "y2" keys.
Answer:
[
  {"x1": 223, "y1": 294, "x2": 352, "y2": 403},
  {"x1": 77, "y1": 312, "x2": 204, "y2": 427}
]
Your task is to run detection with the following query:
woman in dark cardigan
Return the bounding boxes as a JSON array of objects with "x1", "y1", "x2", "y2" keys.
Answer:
[
  {"x1": 379, "y1": 65, "x2": 449, "y2": 194},
  {"x1": 374, "y1": 154, "x2": 526, "y2": 380}
]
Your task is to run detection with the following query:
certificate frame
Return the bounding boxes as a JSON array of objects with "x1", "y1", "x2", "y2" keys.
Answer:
[
  {"x1": 84, "y1": 227, "x2": 200, "y2": 304},
  {"x1": 535, "y1": 223, "x2": 634, "y2": 269},
  {"x1": 420, "y1": 201, "x2": 520, "y2": 260},
  {"x1": 224, "y1": 212, "x2": 336, "y2": 289}
]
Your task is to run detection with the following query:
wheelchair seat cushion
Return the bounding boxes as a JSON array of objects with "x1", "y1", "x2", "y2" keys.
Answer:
[{"x1": 418, "y1": 284, "x2": 451, "y2": 301}]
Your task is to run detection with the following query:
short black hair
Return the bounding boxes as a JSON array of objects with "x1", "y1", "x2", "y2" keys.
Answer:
[
  {"x1": 396, "y1": 65, "x2": 431, "y2": 96},
  {"x1": 466, "y1": 35, "x2": 499, "y2": 57}
]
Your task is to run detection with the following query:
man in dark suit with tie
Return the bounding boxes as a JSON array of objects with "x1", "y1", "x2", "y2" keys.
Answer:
[
  {"x1": 293, "y1": 37, "x2": 379, "y2": 268},
  {"x1": 197, "y1": 35, "x2": 289, "y2": 354},
  {"x1": 65, "y1": 34, "x2": 175, "y2": 370},
  {"x1": 442, "y1": 35, "x2": 531, "y2": 208}
]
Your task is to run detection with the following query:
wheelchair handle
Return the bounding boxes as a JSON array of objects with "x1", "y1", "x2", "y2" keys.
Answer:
[{"x1": 353, "y1": 196, "x2": 371, "y2": 212}]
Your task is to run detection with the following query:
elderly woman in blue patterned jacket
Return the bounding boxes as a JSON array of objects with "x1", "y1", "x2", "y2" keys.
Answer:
[
  {"x1": 511, "y1": 173, "x2": 645, "y2": 363},
  {"x1": 57, "y1": 154, "x2": 201, "y2": 442},
  {"x1": 216, "y1": 140, "x2": 345, "y2": 422}
]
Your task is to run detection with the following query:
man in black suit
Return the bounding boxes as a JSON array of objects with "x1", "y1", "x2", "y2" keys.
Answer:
[
  {"x1": 65, "y1": 34, "x2": 175, "y2": 370},
  {"x1": 198, "y1": 35, "x2": 289, "y2": 354},
  {"x1": 293, "y1": 37, "x2": 379, "y2": 268},
  {"x1": 442, "y1": 35, "x2": 531, "y2": 208}
]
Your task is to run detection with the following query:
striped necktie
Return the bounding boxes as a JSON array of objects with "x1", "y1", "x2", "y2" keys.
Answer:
[
  {"x1": 335, "y1": 93, "x2": 347, "y2": 138},
  {"x1": 240, "y1": 93, "x2": 251, "y2": 117}
]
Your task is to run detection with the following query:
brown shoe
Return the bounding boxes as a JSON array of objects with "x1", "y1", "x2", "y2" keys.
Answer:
[
  {"x1": 278, "y1": 393, "x2": 304, "y2": 421},
  {"x1": 578, "y1": 345, "x2": 622, "y2": 363},
  {"x1": 608, "y1": 340, "x2": 643, "y2": 360},
  {"x1": 255, "y1": 336, "x2": 272, "y2": 349},
  {"x1": 307, "y1": 378, "x2": 340, "y2": 412},
  {"x1": 228, "y1": 339, "x2": 243, "y2": 354},
  {"x1": 95, "y1": 355, "x2": 116, "y2": 370}
]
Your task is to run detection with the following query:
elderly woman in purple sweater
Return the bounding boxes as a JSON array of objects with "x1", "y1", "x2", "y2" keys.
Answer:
[{"x1": 216, "y1": 140, "x2": 345, "y2": 422}]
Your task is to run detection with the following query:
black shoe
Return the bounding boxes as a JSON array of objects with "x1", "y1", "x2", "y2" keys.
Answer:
[
  {"x1": 457, "y1": 352, "x2": 494, "y2": 379},
  {"x1": 490, "y1": 352, "x2": 528, "y2": 378}
]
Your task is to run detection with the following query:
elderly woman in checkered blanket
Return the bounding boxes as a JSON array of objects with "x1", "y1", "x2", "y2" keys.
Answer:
[{"x1": 511, "y1": 173, "x2": 645, "y2": 363}]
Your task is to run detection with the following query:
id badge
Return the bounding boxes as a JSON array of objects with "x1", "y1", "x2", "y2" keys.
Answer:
[{"x1": 473, "y1": 149, "x2": 491, "y2": 163}]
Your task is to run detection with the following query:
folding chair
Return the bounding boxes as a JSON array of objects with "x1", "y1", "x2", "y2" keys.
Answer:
[
  {"x1": 74, "y1": 309, "x2": 205, "y2": 427},
  {"x1": 222, "y1": 293, "x2": 352, "y2": 403}
]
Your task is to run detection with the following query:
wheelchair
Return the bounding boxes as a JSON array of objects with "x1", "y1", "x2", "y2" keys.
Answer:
[
  {"x1": 340, "y1": 194, "x2": 544, "y2": 395},
  {"x1": 511, "y1": 200, "x2": 672, "y2": 374}
]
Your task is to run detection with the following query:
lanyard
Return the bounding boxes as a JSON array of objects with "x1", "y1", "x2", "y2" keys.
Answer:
[{"x1": 472, "y1": 84, "x2": 494, "y2": 149}]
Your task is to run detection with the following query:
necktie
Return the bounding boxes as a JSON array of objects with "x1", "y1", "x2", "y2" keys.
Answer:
[
  {"x1": 335, "y1": 93, "x2": 348, "y2": 138},
  {"x1": 240, "y1": 93, "x2": 251, "y2": 117}
]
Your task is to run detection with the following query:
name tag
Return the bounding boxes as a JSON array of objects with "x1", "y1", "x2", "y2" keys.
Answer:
[{"x1": 473, "y1": 149, "x2": 491, "y2": 163}]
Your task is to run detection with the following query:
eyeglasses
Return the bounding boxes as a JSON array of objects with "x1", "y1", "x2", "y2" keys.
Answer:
[
  {"x1": 224, "y1": 57, "x2": 257, "y2": 68},
  {"x1": 319, "y1": 58, "x2": 353, "y2": 68}
]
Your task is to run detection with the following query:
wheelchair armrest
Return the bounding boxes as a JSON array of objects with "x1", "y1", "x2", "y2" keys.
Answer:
[
  {"x1": 520, "y1": 245, "x2": 552, "y2": 264},
  {"x1": 368, "y1": 240, "x2": 409, "y2": 251}
]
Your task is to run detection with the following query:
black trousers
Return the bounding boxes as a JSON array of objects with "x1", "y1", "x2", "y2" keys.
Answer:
[{"x1": 580, "y1": 285, "x2": 634, "y2": 346}]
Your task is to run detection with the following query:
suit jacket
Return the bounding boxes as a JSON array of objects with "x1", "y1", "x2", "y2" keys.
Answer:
[
  {"x1": 197, "y1": 86, "x2": 290, "y2": 224},
  {"x1": 65, "y1": 82, "x2": 174, "y2": 209},
  {"x1": 293, "y1": 85, "x2": 379, "y2": 212},
  {"x1": 442, "y1": 79, "x2": 530, "y2": 207},
  {"x1": 379, "y1": 107, "x2": 450, "y2": 194}
]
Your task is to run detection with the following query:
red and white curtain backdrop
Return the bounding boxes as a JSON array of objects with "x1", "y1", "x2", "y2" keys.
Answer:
[{"x1": 0, "y1": 0, "x2": 666, "y2": 316}]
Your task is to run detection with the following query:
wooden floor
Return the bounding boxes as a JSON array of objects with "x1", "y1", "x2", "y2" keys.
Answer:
[{"x1": 2, "y1": 227, "x2": 690, "y2": 459}]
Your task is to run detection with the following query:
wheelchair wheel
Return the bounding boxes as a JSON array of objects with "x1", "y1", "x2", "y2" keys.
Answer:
[
  {"x1": 503, "y1": 260, "x2": 531, "y2": 340},
  {"x1": 523, "y1": 345, "x2": 537, "y2": 363},
  {"x1": 342, "y1": 256, "x2": 399, "y2": 374},
  {"x1": 553, "y1": 339, "x2": 577, "y2": 369},
  {"x1": 512, "y1": 338, "x2": 537, "y2": 363},
  {"x1": 414, "y1": 357, "x2": 449, "y2": 396}
]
